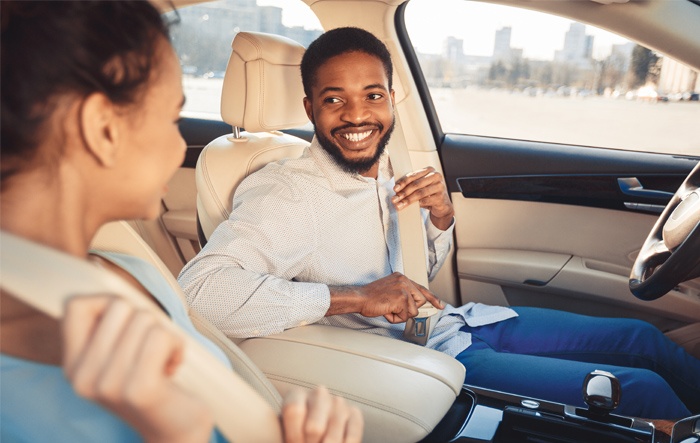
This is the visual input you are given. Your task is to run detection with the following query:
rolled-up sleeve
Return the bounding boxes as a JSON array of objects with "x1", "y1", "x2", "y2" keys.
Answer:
[{"x1": 424, "y1": 212, "x2": 455, "y2": 281}]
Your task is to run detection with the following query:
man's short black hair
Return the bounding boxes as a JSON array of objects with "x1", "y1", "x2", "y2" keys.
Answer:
[{"x1": 301, "y1": 27, "x2": 393, "y2": 98}]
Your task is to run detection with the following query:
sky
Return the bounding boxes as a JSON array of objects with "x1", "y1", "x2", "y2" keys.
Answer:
[{"x1": 257, "y1": 0, "x2": 630, "y2": 61}]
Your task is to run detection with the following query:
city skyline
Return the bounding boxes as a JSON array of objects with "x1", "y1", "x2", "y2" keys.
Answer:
[
  {"x1": 434, "y1": 23, "x2": 605, "y2": 66},
  {"x1": 255, "y1": 0, "x2": 630, "y2": 60},
  {"x1": 179, "y1": 0, "x2": 697, "y2": 95}
]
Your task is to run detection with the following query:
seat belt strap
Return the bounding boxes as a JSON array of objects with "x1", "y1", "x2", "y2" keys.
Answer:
[
  {"x1": 387, "y1": 116, "x2": 440, "y2": 346},
  {"x1": 0, "y1": 230, "x2": 282, "y2": 443}
]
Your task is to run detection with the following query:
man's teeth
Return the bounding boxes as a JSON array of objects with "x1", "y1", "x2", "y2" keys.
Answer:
[{"x1": 343, "y1": 130, "x2": 372, "y2": 142}]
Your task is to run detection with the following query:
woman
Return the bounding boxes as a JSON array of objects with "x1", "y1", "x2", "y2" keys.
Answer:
[{"x1": 0, "y1": 2, "x2": 363, "y2": 442}]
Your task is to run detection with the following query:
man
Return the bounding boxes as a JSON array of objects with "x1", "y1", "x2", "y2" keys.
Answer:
[{"x1": 179, "y1": 27, "x2": 700, "y2": 419}]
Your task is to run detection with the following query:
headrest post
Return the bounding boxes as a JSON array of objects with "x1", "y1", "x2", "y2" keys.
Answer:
[{"x1": 226, "y1": 126, "x2": 249, "y2": 143}]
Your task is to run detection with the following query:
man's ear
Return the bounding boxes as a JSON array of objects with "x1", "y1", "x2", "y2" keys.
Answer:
[
  {"x1": 390, "y1": 89, "x2": 396, "y2": 107},
  {"x1": 303, "y1": 96, "x2": 314, "y2": 124},
  {"x1": 79, "y1": 93, "x2": 120, "y2": 168}
]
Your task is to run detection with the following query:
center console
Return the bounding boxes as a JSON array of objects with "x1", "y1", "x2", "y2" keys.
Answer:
[
  {"x1": 422, "y1": 384, "x2": 657, "y2": 443},
  {"x1": 423, "y1": 369, "x2": 700, "y2": 443}
]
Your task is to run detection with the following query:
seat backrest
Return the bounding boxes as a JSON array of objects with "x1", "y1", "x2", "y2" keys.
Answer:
[
  {"x1": 196, "y1": 31, "x2": 310, "y2": 242},
  {"x1": 91, "y1": 220, "x2": 283, "y2": 412}
]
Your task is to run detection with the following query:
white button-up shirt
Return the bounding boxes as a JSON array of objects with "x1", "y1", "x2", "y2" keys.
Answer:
[{"x1": 179, "y1": 137, "x2": 517, "y2": 357}]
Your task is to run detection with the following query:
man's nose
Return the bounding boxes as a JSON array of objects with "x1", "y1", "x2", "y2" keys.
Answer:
[{"x1": 341, "y1": 99, "x2": 370, "y2": 123}]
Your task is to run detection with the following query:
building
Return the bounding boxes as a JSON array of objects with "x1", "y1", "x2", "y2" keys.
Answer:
[
  {"x1": 609, "y1": 42, "x2": 635, "y2": 72},
  {"x1": 169, "y1": 0, "x2": 322, "y2": 75},
  {"x1": 493, "y1": 27, "x2": 512, "y2": 62},
  {"x1": 555, "y1": 23, "x2": 594, "y2": 68},
  {"x1": 444, "y1": 36, "x2": 464, "y2": 62},
  {"x1": 258, "y1": 5, "x2": 283, "y2": 35}
]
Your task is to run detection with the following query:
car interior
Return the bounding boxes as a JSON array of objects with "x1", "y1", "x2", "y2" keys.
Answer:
[{"x1": 2, "y1": 0, "x2": 699, "y2": 441}]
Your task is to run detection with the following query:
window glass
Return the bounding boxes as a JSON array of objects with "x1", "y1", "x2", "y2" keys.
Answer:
[
  {"x1": 165, "y1": 0, "x2": 322, "y2": 120},
  {"x1": 404, "y1": 0, "x2": 700, "y2": 155}
]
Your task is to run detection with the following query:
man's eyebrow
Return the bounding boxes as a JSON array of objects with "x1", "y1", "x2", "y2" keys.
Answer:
[
  {"x1": 318, "y1": 84, "x2": 388, "y2": 95},
  {"x1": 364, "y1": 83, "x2": 388, "y2": 91},
  {"x1": 319, "y1": 86, "x2": 343, "y2": 95}
]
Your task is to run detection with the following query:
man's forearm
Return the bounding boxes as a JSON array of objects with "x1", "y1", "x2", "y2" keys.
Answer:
[
  {"x1": 326, "y1": 285, "x2": 363, "y2": 316},
  {"x1": 430, "y1": 212, "x2": 455, "y2": 231}
]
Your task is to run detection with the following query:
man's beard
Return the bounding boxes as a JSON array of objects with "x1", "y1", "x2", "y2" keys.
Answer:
[{"x1": 315, "y1": 118, "x2": 395, "y2": 175}]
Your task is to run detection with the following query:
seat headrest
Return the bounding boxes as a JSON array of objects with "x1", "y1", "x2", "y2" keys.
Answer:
[{"x1": 221, "y1": 31, "x2": 309, "y2": 132}]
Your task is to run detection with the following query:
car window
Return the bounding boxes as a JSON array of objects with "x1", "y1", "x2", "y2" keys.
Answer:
[
  {"x1": 404, "y1": 0, "x2": 700, "y2": 155},
  {"x1": 165, "y1": 0, "x2": 322, "y2": 121}
]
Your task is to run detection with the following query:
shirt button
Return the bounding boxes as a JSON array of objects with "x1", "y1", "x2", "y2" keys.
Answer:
[{"x1": 299, "y1": 321, "x2": 308, "y2": 326}]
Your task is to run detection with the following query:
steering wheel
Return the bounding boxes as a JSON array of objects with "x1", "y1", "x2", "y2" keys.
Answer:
[{"x1": 629, "y1": 161, "x2": 700, "y2": 300}]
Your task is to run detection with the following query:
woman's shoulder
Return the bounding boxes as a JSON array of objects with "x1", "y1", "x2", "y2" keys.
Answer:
[
  {"x1": 90, "y1": 250, "x2": 231, "y2": 369},
  {"x1": 94, "y1": 250, "x2": 157, "y2": 275},
  {"x1": 91, "y1": 251, "x2": 175, "y2": 302}
]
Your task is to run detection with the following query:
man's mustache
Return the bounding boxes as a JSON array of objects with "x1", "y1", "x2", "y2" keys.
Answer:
[{"x1": 331, "y1": 122, "x2": 383, "y2": 135}]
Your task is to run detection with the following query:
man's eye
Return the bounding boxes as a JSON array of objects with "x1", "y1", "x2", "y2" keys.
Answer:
[
  {"x1": 324, "y1": 97, "x2": 341, "y2": 104},
  {"x1": 368, "y1": 93, "x2": 383, "y2": 100}
]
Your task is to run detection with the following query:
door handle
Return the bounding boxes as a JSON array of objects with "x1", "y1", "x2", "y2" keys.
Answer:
[{"x1": 617, "y1": 177, "x2": 674, "y2": 200}]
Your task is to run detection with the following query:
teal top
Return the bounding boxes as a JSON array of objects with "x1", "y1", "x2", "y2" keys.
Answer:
[{"x1": 0, "y1": 251, "x2": 229, "y2": 443}]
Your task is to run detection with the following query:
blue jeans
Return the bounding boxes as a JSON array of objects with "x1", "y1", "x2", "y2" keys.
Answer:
[{"x1": 455, "y1": 307, "x2": 700, "y2": 419}]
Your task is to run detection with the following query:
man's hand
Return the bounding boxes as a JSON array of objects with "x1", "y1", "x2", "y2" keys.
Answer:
[
  {"x1": 392, "y1": 167, "x2": 455, "y2": 231},
  {"x1": 328, "y1": 273, "x2": 444, "y2": 323}
]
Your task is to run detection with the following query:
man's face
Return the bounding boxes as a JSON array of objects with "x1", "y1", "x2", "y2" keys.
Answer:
[{"x1": 303, "y1": 51, "x2": 395, "y2": 177}]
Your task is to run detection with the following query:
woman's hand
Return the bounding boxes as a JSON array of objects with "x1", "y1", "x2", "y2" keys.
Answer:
[
  {"x1": 61, "y1": 296, "x2": 214, "y2": 443},
  {"x1": 282, "y1": 386, "x2": 363, "y2": 443}
]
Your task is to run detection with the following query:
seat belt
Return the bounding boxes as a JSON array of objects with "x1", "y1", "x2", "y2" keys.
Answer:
[
  {"x1": 387, "y1": 115, "x2": 441, "y2": 346},
  {"x1": 0, "y1": 230, "x2": 283, "y2": 443}
]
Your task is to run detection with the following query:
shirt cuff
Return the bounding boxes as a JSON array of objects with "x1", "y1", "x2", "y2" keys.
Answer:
[
  {"x1": 426, "y1": 216, "x2": 455, "y2": 242},
  {"x1": 288, "y1": 281, "x2": 331, "y2": 328}
]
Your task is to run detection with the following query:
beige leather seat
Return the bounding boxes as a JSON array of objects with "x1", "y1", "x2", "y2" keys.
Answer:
[{"x1": 196, "y1": 31, "x2": 310, "y2": 243}]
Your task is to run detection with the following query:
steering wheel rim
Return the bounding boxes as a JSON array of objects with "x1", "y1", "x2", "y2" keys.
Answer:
[{"x1": 629, "y1": 161, "x2": 700, "y2": 300}]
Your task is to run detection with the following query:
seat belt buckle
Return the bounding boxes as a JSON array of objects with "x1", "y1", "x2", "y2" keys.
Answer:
[
  {"x1": 403, "y1": 316, "x2": 430, "y2": 345},
  {"x1": 403, "y1": 306, "x2": 439, "y2": 346}
]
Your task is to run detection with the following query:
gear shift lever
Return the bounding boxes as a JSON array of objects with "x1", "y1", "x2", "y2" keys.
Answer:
[
  {"x1": 500, "y1": 370, "x2": 652, "y2": 443},
  {"x1": 498, "y1": 369, "x2": 653, "y2": 442},
  {"x1": 582, "y1": 369, "x2": 622, "y2": 417}
]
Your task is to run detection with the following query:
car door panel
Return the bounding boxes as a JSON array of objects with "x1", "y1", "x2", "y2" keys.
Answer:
[
  {"x1": 135, "y1": 118, "x2": 231, "y2": 276},
  {"x1": 442, "y1": 134, "x2": 700, "y2": 339}
]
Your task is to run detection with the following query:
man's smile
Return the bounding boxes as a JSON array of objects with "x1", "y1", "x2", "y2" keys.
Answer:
[
  {"x1": 342, "y1": 130, "x2": 372, "y2": 143},
  {"x1": 333, "y1": 124, "x2": 383, "y2": 151}
]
